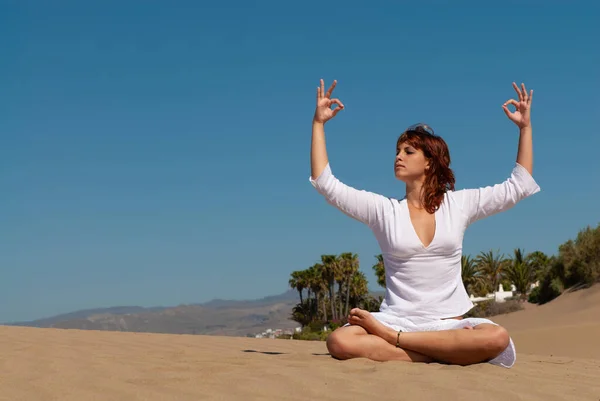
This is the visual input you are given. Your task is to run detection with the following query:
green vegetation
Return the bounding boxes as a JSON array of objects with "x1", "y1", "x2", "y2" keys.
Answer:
[
  {"x1": 288, "y1": 253, "x2": 383, "y2": 337},
  {"x1": 528, "y1": 223, "x2": 600, "y2": 304},
  {"x1": 289, "y1": 223, "x2": 600, "y2": 340}
]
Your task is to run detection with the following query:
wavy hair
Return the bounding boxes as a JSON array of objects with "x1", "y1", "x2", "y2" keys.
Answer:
[{"x1": 397, "y1": 127, "x2": 455, "y2": 213}]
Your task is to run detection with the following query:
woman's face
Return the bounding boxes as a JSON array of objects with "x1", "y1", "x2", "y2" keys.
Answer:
[{"x1": 394, "y1": 141, "x2": 429, "y2": 182}]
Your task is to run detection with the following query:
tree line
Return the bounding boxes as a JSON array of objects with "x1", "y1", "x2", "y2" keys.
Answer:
[{"x1": 289, "y1": 223, "x2": 600, "y2": 328}]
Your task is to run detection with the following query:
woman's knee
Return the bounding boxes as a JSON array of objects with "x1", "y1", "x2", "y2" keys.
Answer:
[
  {"x1": 483, "y1": 325, "x2": 511, "y2": 356},
  {"x1": 326, "y1": 326, "x2": 364, "y2": 360}
]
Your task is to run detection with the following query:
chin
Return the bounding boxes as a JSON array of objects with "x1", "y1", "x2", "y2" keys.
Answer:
[
  {"x1": 394, "y1": 172, "x2": 408, "y2": 182},
  {"x1": 395, "y1": 170, "x2": 421, "y2": 183}
]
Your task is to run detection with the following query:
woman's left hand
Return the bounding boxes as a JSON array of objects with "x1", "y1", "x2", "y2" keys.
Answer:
[{"x1": 502, "y1": 82, "x2": 533, "y2": 129}]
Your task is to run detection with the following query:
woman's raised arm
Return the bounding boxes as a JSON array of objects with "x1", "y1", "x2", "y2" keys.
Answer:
[
  {"x1": 310, "y1": 79, "x2": 393, "y2": 230},
  {"x1": 459, "y1": 82, "x2": 540, "y2": 225},
  {"x1": 311, "y1": 79, "x2": 344, "y2": 179},
  {"x1": 503, "y1": 82, "x2": 534, "y2": 175}
]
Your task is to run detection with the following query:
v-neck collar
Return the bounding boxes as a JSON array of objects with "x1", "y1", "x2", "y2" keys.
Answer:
[{"x1": 401, "y1": 199, "x2": 438, "y2": 250}]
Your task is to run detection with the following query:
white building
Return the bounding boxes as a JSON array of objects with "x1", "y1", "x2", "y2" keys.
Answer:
[{"x1": 469, "y1": 281, "x2": 539, "y2": 304}]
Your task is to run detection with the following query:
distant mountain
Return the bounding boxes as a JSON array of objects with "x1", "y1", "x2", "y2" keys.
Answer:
[
  {"x1": 199, "y1": 289, "x2": 298, "y2": 308},
  {"x1": 4, "y1": 289, "x2": 386, "y2": 337},
  {"x1": 4, "y1": 290, "x2": 301, "y2": 337},
  {"x1": 7, "y1": 306, "x2": 168, "y2": 328}
]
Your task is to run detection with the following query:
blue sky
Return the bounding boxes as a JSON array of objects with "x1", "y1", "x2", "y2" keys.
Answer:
[{"x1": 1, "y1": 1, "x2": 598, "y2": 323}]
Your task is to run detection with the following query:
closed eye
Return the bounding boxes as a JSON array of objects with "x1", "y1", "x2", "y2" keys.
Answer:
[{"x1": 396, "y1": 146, "x2": 415, "y2": 155}]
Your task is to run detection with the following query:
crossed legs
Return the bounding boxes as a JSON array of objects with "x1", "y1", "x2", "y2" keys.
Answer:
[
  {"x1": 326, "y1": 309, "x2": 510, "y2": 366},
  {"x1": 326, "y1": 325, "x2": 434, "y2": 363}
]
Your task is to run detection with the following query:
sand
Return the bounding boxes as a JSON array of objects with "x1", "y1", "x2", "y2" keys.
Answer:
[{"x1": 1, "y1": 286, "x2": 599, "y2": 401}]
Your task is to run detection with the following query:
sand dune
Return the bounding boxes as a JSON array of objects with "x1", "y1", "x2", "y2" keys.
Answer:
[
  {"x1": 2, "y1": 286, "x2": 599, "y2": 401},
  {"x1": 492, "y1": 285, "x2": 600, "y2": 360}
]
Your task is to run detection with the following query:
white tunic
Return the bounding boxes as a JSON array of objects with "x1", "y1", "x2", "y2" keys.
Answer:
[{"x1": 310, "y1": 162, "x2": 541, "y2": 323}]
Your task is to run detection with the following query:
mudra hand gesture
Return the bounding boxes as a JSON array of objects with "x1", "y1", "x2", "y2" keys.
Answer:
[
  {"x1": 503, "y1": 82, "x2": 533, "y2": 129},
  {"x1": 313, "y1": 79, "x2": 345, "y2": 124}
]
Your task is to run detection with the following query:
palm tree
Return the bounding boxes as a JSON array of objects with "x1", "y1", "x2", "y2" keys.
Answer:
[
  {"x1": 307, "y1": 263, "x2": 326, "y2": 321},
  {"x1": 348, "y1": 271, "x2": 370, "y2": 312},
  {"x1": 372, "y1": 254, "x2": 386, "y2": 288},
  {"x1": 339, "y1": 252, "x2": 360, "y2": 318},
  {"x1": 290, "y1": 302, "x2": 312, "y2": 327},
  {"x1": 288, "y1": 270, "x2": 306, "y2": 304},
  {"x1": 476, "y1": 249, "x2": 506, "y2": 293},
  {"x1": 320, "y1": 254, "x2": 339, "y2": 321},
  {"x1": 505, "y1": 248, "x2": 535, "y2": 300},
  {"x1": 461, "y1": 254, "x2": 489, "y2": 296}
]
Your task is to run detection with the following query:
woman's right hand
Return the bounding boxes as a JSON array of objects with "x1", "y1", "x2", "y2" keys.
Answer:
[{"x1": 313, "y1": 79, "x2": 344, "y2": 124}]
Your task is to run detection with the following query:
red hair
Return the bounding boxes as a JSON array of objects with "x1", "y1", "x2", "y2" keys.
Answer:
[{"x1": 397, "y1": 130, "x2": 455, "y2": 213}]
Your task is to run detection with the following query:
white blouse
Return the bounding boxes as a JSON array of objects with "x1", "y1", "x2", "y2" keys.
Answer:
[{"x1": 310, "y1": 162, "x2": 541, "y2": 322}]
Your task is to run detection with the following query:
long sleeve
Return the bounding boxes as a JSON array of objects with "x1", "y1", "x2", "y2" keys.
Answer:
[
  {"x1": 309, "y1": 163, "x2": 394, "y2": 230},
  {"x1": 457, "y1": 162, "x2": 541, "y2": 226}
]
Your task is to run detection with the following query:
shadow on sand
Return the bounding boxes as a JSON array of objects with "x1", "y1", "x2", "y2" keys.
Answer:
[
  {"x1": 242, "y1": 349, "x2": 332, "y2": 357},
  {"x1": 242, "y1": 349, "x2": 287, "y2": 355}
]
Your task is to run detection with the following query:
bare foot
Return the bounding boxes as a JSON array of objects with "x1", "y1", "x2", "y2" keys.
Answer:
[
  {"x1": 348, "y1": 308, "x2": 474, "y2": 338},
  {"x1": 347, "y1": 308, "x2": 395, "y2": 340}
]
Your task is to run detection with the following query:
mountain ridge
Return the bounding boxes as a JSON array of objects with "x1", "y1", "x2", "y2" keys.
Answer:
[
  {"x1": 4, "y1": 289, "x2": 385, "y2": 337},
  {"x1": 4, "y1": 289, "x2": 301, "y2": 337}
]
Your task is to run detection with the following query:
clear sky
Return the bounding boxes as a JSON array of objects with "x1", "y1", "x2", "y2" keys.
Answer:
[{"x1": 1, "y1": 1, "x2": 598, "y2": 323}]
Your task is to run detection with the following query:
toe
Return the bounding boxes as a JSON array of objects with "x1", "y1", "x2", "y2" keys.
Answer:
[{"x1": 354, "y1": 309, "x2": 370, "y2": 318}]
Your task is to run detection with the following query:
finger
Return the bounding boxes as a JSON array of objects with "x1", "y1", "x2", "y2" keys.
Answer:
[
  {"x1": 528, "y1": 89, "x2": 533, "y2": 104},
  {"x1": 320, "y1": 79, "x2": 325, "y2": 99},
  {"x1": 502, "y1": 104, "x2": 512, "y2": 118},
  {"x1": 331, "y1": 98, "x2": 344, "y2": 108},
  {"x1": 503, "y1": 99, "x2": 519, "y2": 109},
  {"x1": 512, "y1": 82, "x2": 523, "y2": 102},
  {"x1": 331, "y1": 98, "x2": 344, "y2": 116},
  {"x1": 521, "y1": 83, "x2": 528, "y2": 102},
  {"x1": 316, "y1": 85, "x2": 320, "y2": 102},
  {"x1": 325, "y1": 80, "x2": 337, "y2": 98}
]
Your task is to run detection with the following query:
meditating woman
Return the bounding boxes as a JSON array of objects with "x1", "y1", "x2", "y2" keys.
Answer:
[{"x1": 309, "y1": 79, "x2": 539, "y2": 368}]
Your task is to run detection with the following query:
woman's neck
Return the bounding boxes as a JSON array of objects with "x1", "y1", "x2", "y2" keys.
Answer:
[{"x1": 405, "y1": 181, "x2": 425, "y2": 209}]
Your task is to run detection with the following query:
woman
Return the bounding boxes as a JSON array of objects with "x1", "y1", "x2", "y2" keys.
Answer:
[{"x1": 309, "y1": 79, "x2": 539, "y2": 368}]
